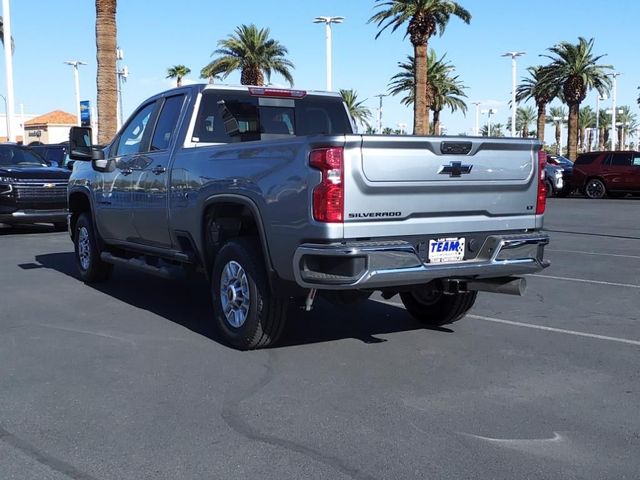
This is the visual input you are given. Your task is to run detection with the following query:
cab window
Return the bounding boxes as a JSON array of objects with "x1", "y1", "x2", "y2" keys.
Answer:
[{"x1": 115, "y1": 102, "x2": 156, "y2": 156}]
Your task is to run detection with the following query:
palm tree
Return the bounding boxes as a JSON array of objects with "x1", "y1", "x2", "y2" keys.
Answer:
[
  {"x1": 431, "y1": 73, "x2": 467, "y2": 135},
  {"x1": 578, "y1": 106, "x2": 596, "y2": 151},
  {"x1": 480, "y1": 123, "x2": 503, "y2": 137},
  {"x1": 507, "y1": 106, "x2": 537, "y2": 138},
  {"x1": 200, "y1": 24, "x2": 294, "y2": 86},
  {"x1": 547, "y1": 106, "x2": 567, "y2": 154},
  {"x1": 539, "y1": 37, "x2": 612, "y2": 160},
  {"x1": 516, "y1": 66, "x2": 559, "y2": 142},
  {"x1": 166, "y1": 65, "x2": 191, "y2": 87},
  {"x1": 616, "y1": 106, "x2": 637, "y2": 149},
  {"x1": 387, "y1": 51, "x2": 466, "y2": 133},
  {"x1": 370, "y1": 0, "x2": 471, "y2": 135},
  {"x1": 95, "y1": 0, "x2": 118, "y2": 144},
  {"x1": 597, "y1": 109, "x2": 611, "y2": 150},
  {"x1": 340, "y1": 89, "x2": 372, "y2": 131}
]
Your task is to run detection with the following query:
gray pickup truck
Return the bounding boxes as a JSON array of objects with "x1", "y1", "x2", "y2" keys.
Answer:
[{"x1": 67, "y1": 84, "x2": 549, "y2": 349}]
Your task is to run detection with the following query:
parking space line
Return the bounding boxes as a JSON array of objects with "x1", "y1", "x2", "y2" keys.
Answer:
[
  {"x1": 373, "y1": 298, "x2": 640, "y2": 347},
  {"x1": 468, "y1": 314, "x2": 640, "y2": 347},
  {"x1": 546, "y1": 248, "x2": 640, "y2": 260},
  {"x1": 530, "y1": 274, "x2": 640, "y2": 289}
]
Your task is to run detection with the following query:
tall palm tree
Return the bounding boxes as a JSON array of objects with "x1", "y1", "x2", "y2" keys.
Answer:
[
  {"x1": 370, "y1": 0, "x2": 471, "y2": 135},
  {"x1": 95, "y1": 0, "x2": 118, "y2": 144},
  {"x1": 166, "y1": 65, "x2": 191, "y2": 87},
  {"x1": 516, "y1": 66, "x2": 559, "y2": 142},
  {"x1": 200, "y1": 24, "x2": 294, "y2": 86},
  {"x1": 539, "y1": 37, "x2": 612, "y2": 160},
  {"x1": 340, "y1": 89, "x2": 372, "y2": 131},
  {"x1": 547, "y1": 106, "x2": 567, "y2": 154},
  {"x1": 578, "y1": 106, "x2": 596, "y2": 151}
]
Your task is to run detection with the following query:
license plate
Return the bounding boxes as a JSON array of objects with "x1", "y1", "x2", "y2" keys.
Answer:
[{"x1": 428, "y1": 237, "x2": 465, "y2": 263}]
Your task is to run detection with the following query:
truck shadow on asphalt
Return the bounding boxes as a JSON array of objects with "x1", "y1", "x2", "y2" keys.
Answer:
[{"x1": 34, "y1": 252, "x2": 452, "y2": 349}]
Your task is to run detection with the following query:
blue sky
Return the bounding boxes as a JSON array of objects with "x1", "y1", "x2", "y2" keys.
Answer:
[{"x1": 3, "y1": 0, "x2": 639, "y2": 139}]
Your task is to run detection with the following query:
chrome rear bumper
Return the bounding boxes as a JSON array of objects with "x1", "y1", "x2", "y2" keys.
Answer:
[{"x1": 293, "y1": 233, "x2": 549, "y2": 290}]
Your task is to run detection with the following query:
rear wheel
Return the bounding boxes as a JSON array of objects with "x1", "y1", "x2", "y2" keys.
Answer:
[
  {"x1": 211, "y1": 238, "x2": 288, "y2": 350},
  {"x1": 584, "y1": 178, "x2": 606, "y2": 199},
  {"x1": 400, "y1": 286, "x2": 477, "y2": 327},
  {"x1": 74, "y1": 213, "x2": 113, "y2": 283}
]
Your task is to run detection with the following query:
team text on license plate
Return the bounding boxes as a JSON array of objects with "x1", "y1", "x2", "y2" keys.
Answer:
[{"x1": 428, "y1": 237, "x2": 465, "y2": 263}]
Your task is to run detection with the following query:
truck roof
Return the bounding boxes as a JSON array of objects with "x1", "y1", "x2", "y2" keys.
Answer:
[{"x1": 201, "y1": 83, "x2": 343, "y2": 99}]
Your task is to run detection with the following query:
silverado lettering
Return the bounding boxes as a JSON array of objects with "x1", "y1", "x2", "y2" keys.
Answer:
[{"x1": 348, "y1": 212, "x2": 402, "y2": 218}]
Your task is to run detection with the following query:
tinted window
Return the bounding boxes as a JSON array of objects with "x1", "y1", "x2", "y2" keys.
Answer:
[
  {"x1": 609, "y1": 152, "x2": 632, "y2": 166},
  {"x1": 192, "y1": 91, "x2": 352, "y2": 144},
  {"x1": 115, "y1": 102, "x2": 156, "y2": 156},
  {"x1": 633, "y1": 154, "x2": 640, "y2": 166},
  {"x1": 574, "y1": 153, "x2": 599, "y2": 165},
  {"x1": 0, "y1": 145, "x2": 48, "y2": 167},
  {"x1": 151, "y1": 95, "x2": 185, "y2": 151}
]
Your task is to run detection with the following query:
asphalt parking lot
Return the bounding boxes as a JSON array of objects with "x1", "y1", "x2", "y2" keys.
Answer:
[{"x1": 1, "y1": 198, "x2": 639, "y2": 480}]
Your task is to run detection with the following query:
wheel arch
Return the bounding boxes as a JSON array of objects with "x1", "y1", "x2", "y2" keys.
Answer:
[{"x1": 201, "y1": 194, "x2": 274, "y2": 279}]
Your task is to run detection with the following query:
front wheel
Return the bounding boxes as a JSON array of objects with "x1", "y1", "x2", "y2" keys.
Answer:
[
  {"x1": 74, "y1": 213, "x2": 113, "y2": 283},
  {"x1": 211, "y1": 238, "x2": 288, "y2": 350},
  {"x1": 584, "y1": 178, "x2": 606, "y2": 199},
  {"x1": 400, "y1": 287, "x2": 477, "y2": 327}
]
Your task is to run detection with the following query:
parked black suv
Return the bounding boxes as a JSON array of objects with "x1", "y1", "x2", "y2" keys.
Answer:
[{"x1": 0, "y1": 144, "x2": 71, "y2": 228}]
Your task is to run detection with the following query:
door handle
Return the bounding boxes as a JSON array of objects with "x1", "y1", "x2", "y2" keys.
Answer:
[
  {"x1": 120, "y1": 167, "x2": 133, "y2": 176},
  {"x1": 151, "y1": 165, "x2": 167, "y2": 175}
]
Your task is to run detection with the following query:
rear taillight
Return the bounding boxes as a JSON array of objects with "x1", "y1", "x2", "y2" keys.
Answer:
[
  {"x1": 536, "y1": 150, "x2": 546, "y2": 214},
  {"x1": 310, "y1": 147, "x2": 344, "y2": 222}
]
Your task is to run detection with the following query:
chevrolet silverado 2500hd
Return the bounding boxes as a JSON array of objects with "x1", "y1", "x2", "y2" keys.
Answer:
[{"x1": 67, "y1": 84, "x2": 549, "y2": 350}]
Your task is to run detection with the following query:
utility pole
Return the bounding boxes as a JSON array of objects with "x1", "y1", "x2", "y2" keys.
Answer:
[
  {"x1": 2, "y1": 0, "x2": 16, "y2": 142},
  {"x1": 374, "y1": 93, "x2": 388, "y2": 134},
  {"x1": 472, "y1": 101, "x2": 481, "y2": 135},
  {"x1": 608, "y1": 73, "x2": 622, "y2": 150},
  {"x1": 502, "y1": 51, "x2": 525, "y2": 137}
]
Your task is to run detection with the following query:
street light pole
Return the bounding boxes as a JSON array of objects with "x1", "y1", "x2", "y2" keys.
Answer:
[
  {"x1": 502, "y1": 51, "x2": 525, "y2": 137},
  {"x1": 2, "y1": 0, "x2": 16, "y2": 142},
  {"x1": 64, "y1": 60, "x2": 87, "y2": 126},
  {"x1": 0, "y1": 93, "x2": 8, "y2": 139},
  {"x1": 595, "y1": 94, "x2": 607, "y2": 150},
  {"x1": 374, "y1": 93, "x2": 388, "y2": 134},
  {"x1": 472, "y1": 101, "x2": 481, "y2": 135},
  {"x1": 608, "y1": 72, "x2": 622, "y2": 150},
  {"x1": 313, "y1": 16, "x2": 344, "y2": 91}
]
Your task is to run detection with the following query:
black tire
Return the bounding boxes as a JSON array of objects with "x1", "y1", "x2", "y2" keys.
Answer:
[
  {"x1": 211, "y1": 238, "x2": 288, "y2": 350},
  {"x1": 400, "y1": 287, "x2": 477, "y2": 327},
  {"x1": 584, "y1": 178, "x2": 606, "y2": 199},
  {"x1": 74, "y1": 213, "x2": 113, "y2": 283}
]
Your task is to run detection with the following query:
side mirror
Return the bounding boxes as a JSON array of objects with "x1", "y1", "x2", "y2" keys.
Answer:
[
  {"x1": 69, "y1": 127, "x2": 105, "y2": 161},
  {"x1": 66, "y1": 160, "x2": 75, "y2": 171}
]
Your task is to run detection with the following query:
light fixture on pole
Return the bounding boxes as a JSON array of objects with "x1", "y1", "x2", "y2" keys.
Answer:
[
  {"x1": 64, "y1": 60, "x2": 87, "y2": 127},
  {"x1": 374, "y1": 93, "x2": 389, "y2": 134},
  {"x1": 607, "y1": 72, "x2": 622, "y2": 150},
  {"x1": 313, "y1": 16, "x2": 344, "y2": 91},
  {"x1": 397, "y1": 122, "x2": 407, "y2": 135},
  {"x1": 501, "y1": 51, "x2": 526, "y2": 137},
  {"x1": 472, "y1": 101, "x2": 481, "y2": 135}
]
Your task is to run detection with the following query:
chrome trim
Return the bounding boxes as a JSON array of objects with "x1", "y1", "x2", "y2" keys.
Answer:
[{"x1": 293, "y1": 233, "x2": 549, "y2": 290}]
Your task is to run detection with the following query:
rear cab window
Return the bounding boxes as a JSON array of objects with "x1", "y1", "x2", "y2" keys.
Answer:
[
  {"x1": 607, "y1": 152, "x2": 633, "y2": 167},
  {"x1": 191, "y1": 89, "x2": 352, "y2": 144},
  {"x1": 574, "y1": 153, "x2": 599, "y2": 165}
]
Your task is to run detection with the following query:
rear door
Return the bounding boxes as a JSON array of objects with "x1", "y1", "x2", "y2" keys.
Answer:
[
  {"x1": 602, "y1": 152, "x2": 635, "y2": 191},
  {"x1": 343, "y1": 136, "x2": 541, "y2": 239}
]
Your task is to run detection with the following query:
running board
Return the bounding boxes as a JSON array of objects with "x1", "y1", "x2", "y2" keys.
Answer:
[{"x1": 100, "y1": 252, "x2": 175, "y2": 279}]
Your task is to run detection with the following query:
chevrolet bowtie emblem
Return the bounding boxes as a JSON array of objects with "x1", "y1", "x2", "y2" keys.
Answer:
[
  {"x1": 43, "y1": 183, "x2": 56, "y2": 188},
  {"x1": 438, "y1": 161, "x2": 473, "y2": 177}
]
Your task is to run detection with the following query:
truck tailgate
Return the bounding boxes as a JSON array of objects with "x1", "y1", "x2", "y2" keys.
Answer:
[{"x1": 343, "y1": 135, "x2": 542, "y2": 238}]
